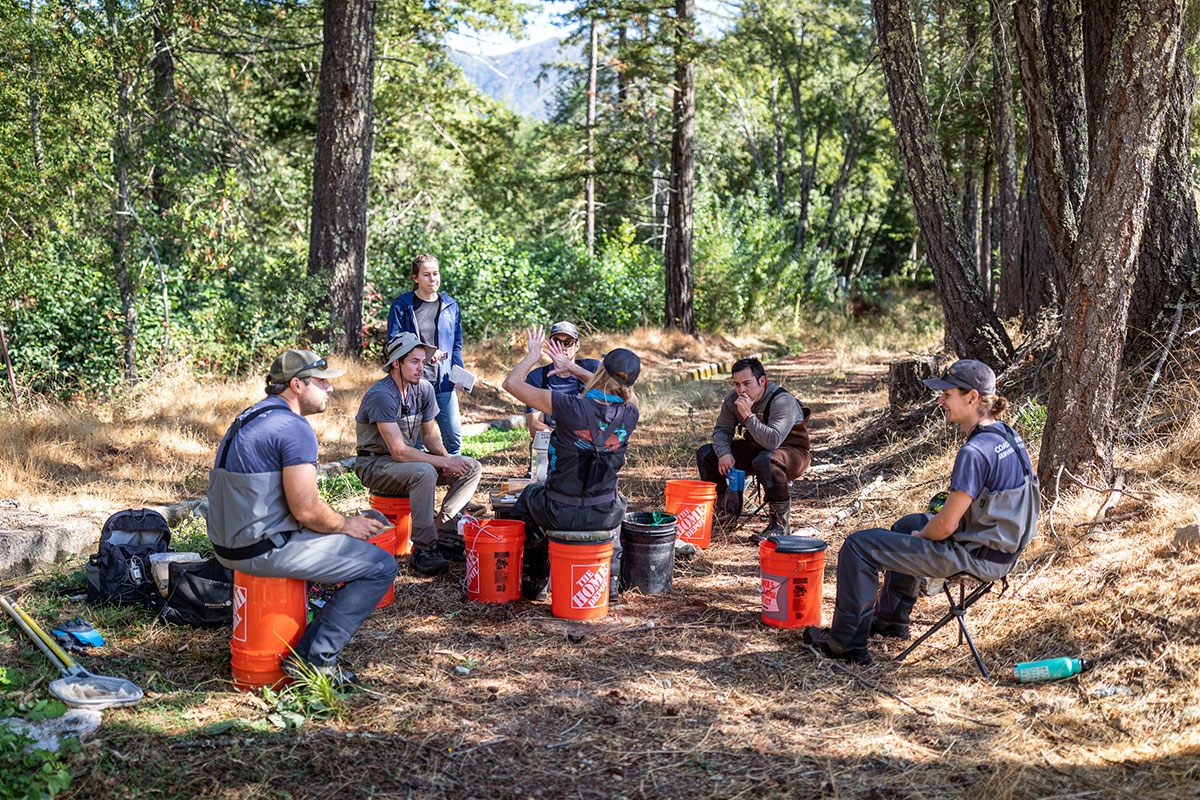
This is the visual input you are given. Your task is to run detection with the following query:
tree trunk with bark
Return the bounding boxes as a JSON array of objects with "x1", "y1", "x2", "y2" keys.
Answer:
[
  {"x1": 1082, "y1": 0, "x2": 1200, "y2": 349},
  {"x1": 107, "y1": 7, "x2": 137, "y2": 383},
  {"x1": 307, "y1": 0, "x2": 377, "y2": 355},
  {"x1": 1017, "y1": 163, "x2": 1057, "y2": 326},
  {"x1": 1016, "y1": 0, "x2": 1185, "y2": 491},
  {"x1": 151, "y1": 14, "x2": 176, "y2": 217},
  {"x1": 664, "y1": 0, "x2": 696, "y2": 334},
  {"x1": 990, "y1": 0, "x2": 1021, "y2": 319},
  {"x1": 873, "y1": 0, "x2": 1014, "y2": 370}
]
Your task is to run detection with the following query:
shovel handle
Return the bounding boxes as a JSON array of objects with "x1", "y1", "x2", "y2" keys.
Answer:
[{"x1": 0, "y1": 594, "x2": 77, "y2": 672}]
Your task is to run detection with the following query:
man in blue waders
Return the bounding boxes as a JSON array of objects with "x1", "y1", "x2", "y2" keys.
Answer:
[
  {"x1": 206, "y1": 349, "x2": 396, "y2": 688},
  {"x1": 696, "y1": 357, "x2": 812, "y2": 542}
]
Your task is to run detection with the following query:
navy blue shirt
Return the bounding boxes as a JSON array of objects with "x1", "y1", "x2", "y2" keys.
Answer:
[
  {"x1": 215, "y1": 397, "x2": 318, "y2": 474},
  {"x1": 524, "y1": 359, "x2": 602, "y2": 423},
  {"x1": 949, "y1": 422, "x2": 1031, "y2": 499}
]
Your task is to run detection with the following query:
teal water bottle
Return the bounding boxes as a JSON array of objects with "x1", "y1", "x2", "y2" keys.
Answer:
[{"x1": 1013, "y1": 657, "x2": 1094, "y2": 682}]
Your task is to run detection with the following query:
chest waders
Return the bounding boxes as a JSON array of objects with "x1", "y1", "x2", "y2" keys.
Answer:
[
  {"x1": 206, "y1": 406, "x2": 302, "y2": 562},
  {"x1": 953, "y1": 422, "x2": 1041, "y2": 569}
]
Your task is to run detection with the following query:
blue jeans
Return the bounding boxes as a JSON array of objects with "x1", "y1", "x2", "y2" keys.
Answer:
[{"x1": 435, "y1": 390, "x2": 462, "y2": 455}]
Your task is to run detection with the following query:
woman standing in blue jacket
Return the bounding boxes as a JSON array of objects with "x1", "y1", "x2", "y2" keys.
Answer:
[{"x1": 386, "y1": 253, "x2": 465, "y2": 455}]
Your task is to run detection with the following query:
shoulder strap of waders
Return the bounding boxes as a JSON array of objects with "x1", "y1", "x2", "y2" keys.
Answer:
[
  {"x1": 216, "y1": 406, "x2": 280, "y2": 470},
  {"x1": 968, "y1": 422, "x2": 1033, "y2": 477},
  {"x1": 737, "y1": 386, "x2": 787, "y2": 438}
]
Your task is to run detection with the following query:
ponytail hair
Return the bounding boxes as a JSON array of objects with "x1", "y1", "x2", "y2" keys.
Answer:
[
  {"x1": 979, "y1": 394, "x2": 1009, "y2": 419},
  {"x1": 581, "y1": 367, "x2": 635, "y2": 403}
]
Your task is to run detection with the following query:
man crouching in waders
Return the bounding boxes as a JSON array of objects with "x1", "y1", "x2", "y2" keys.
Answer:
[
  {"x1": 803, "y1": 360, "x2": 1039, "y2": 665},
  {"x1": 501, "y1": 327, "x2": 641, "y2": 602},
  {"x1": 695, "y1": 357, "x2": 812, "y2": 542},
  {"x1": 206, "y1": 350, "x2": 395, "y2": 688}
]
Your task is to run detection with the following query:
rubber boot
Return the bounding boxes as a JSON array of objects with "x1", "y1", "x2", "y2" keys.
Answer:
[{"x1": 751, "y1": 499, "x2": 791, "y2": 544}]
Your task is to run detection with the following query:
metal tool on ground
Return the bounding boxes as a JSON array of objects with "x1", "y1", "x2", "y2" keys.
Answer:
[{"x1": 0, "y1": 595, "x2": 143, "y2": 710}]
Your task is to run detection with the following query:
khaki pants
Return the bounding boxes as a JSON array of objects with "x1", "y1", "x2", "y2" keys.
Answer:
[{"x1": 355, "y1": 456, "x2": 482, "y2": 549}]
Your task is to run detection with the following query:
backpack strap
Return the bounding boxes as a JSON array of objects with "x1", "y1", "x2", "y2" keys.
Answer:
[
  {"x1": 216, "y1": 406, "x2": 280, "y2": 470},
  {"x1": 737, "y1": 386, "x2": 788, "y2": 438}
]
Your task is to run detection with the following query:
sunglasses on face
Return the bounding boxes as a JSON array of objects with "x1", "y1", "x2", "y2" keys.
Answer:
[
  {"x1": 551, "y1": 337, "x2": 577, "y2": 346},
  {"x1": 289, "y1": 358, "x2": 326, "y2": 382}
]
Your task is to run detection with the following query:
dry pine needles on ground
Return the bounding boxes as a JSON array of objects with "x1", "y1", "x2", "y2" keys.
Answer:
[{"x1": 4, "y1": 336, "x2": 1200, "y2": 799}]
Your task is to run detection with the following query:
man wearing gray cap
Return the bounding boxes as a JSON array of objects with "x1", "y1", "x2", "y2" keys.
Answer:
[
  {"x1": 354, "y1": 333, "x2": 483, "y2": 576},
  {"x1": 206, "y1": 349, "x2": 395, "y2": 687},
  {"x1": 523, "y1": 321, "x2": 602, "y2": 434},
  {"x1": 803, "y1": 359, "x2": 1039, "y2": 665}
]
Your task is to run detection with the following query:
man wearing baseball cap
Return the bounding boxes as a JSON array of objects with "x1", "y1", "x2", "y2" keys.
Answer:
[
  {"x1": 206, "y1": 349, "x2": 395, "y2": 687},
  {"x1": 803, "y1": 358, "x2": 1039, "y2": 665},
  {"x1": 523, "y1": 321, "x2": 601, "y2": 434},
  {"x1": 353, "y1": 333, "x2": 483, "y2": 576}
]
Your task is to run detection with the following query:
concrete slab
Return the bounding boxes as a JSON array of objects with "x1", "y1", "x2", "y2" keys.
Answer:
[{"x1": 0, "y1": 508, "x2": 102, "y2": 580}]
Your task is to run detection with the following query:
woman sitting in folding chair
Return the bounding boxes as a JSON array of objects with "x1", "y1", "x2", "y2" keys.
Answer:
[{"x1": 805, "y1": 359, "x2": 1040, "y2": 665}]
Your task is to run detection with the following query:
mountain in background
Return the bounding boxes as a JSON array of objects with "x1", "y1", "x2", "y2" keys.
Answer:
[{"x1": 450, "y1": 37, "x2": 581, "y2": 120}]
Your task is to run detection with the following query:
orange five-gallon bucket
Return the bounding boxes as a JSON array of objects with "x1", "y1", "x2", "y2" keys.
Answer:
[
  {"x1": 759, "y1": 536, "x2": 827, "y2": 629},
  {"x1": 464, "y1": 519, "x2": 525, "y2": 603},
  {"x1": 548, "y1": 533, "x2": 614, "y2": 620},
  {"x1": 230, "y1": 572, "x2": 307, "y2": 690},
  {"x1": 664, "y1": 480, "x2": 717, "y2": 548},
  {"x1": 370, "y1": 493, "x2": 413, "y2": 555},
  {"x1": 367, "y1": 526, "x2": 398, "y2": 608}
]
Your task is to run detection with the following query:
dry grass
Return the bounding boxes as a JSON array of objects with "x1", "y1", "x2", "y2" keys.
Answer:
[{"x1": 7, "y1": 310, "x2": 1200, "y2": 798}]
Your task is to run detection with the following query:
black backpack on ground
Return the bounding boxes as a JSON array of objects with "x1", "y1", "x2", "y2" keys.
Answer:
[
  {"x1": 86, "y1": 509, "x2": 172, "y2": 606},
  {"x1": 158, "y1": 558, "x2": 234, "y2": 628}
]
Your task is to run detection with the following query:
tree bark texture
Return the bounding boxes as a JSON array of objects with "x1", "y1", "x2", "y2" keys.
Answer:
[
  {"x1": 990, "y1": 0, "x2": 1021, "y2": 319},
  {"x1": 307, "y1": 0, "x2": 377, "y2": 355},
  {"x1": 873, "y1": 0, "x2": 1013, "y2": 370},
  {"x1": 1017, "y1": 163, "x2": 1057, "y2": 325},
  {"x1": 979, "y1": 148, "x2": 993, "y2": 300},
  {"x1": 1083, "y1": 0, "x2": 1200, "y2": 346},
  {"x1": 1026, "y1": 0, "x2": 1185, "y2": 490},
  {"x1": 664, "y1": 0, "x2": 696, "y2": 334},
  {"x1": 151, "y1": 17, "x2": 177, "y2": 217}
]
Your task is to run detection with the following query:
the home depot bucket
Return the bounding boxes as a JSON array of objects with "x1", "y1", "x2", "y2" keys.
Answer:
[
  {"x1": 230, "y1": 572, "x2": 307, "y2": 690},
  {"x1": 548, "y1": 531, "x2": 615, "y2": 621},
  {"x1": 367, "y1": 526, "x2": 397, "y2": 608},
  {"x1": 620, "y1": 512, "x2": 677, "y2": 594},
  {"x1": 370, "y1": 493, "x2": 413, "y2": 555},
  {"x1": 759, "y1": 535, "x2": 827, "y2": 629},
  {"x1": 464, "y1": 519, "x2": 525, "y2": 603},
  {"x1": 664, "y1": 480, "x2": 717, "y2": 548}
]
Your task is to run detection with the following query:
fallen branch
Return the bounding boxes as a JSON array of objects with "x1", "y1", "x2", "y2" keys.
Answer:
[
  {"x1": 819, "y1": 475, "x2": 884, "y2": 527},
  {"x1": 1074, "y1": 510, "x2": 1142, "y2": 530},
  {"x1": 1132, "y1": 299, "x2": 1184, "y2": 430},
  {"x1": 1089, "y1": 469, "x2": 1127, "y2": 525}
]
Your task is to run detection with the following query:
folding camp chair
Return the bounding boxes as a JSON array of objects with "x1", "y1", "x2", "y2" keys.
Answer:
[{"x1": 894, "y1": 573, "x2": 1009, "y2": 679}]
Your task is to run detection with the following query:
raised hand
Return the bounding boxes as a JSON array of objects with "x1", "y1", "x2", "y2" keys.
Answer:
[
  {"x1": 525, "y1": 325, "x2": 545, "y2": 359},
  {"x1": 543, "y1": 337, "x2": 573, "y2": 376}
]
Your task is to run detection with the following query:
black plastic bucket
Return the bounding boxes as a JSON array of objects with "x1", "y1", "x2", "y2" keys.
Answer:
[{"x1": 620, "y1": 512, "x2": 677, "y2": 594}]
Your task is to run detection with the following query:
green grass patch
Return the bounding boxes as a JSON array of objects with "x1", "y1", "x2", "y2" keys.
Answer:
[{"x1": 459, "y1": 427, "x2": 527, "y2": 459}]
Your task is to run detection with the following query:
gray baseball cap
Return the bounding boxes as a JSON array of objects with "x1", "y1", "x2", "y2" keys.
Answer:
[
  {"x1": 384, "y1": 332, "x2": 436, "y2": 365},
  {"x1": 922, "y1": 359, "x2": 996, "y2": 395},
  {"x1": 549, "y1": 321, "x2": 580, "y2": 342}
]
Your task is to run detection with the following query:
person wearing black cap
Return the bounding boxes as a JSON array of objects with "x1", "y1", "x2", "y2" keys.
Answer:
[
  {"x1": 353, "y1": 333, "x2": 483, "y2": 577},
  {"x1": 206, "y1": 349, "x2": 395, "y2": 687},
  {"x1": 523, "y1": 320, "x2": 601, "y2": 434},
  {"x1": 502, "y1": 327, "x2": 641, "y2": 600},
  {"x1": 804, "y1": 359, "x2": 1040, "y2": 665},
  {"x1": 696, "y1": 357, "x2": 812, "y2": 542}
]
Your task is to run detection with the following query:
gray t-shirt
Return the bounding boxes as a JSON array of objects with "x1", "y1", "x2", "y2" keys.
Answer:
[
  {"x1": 355, "y1": 376, "x2": 439, "y2": 454},
  {"x1": 412, "y1": 295, "x2": 440, "y2": 383}
]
